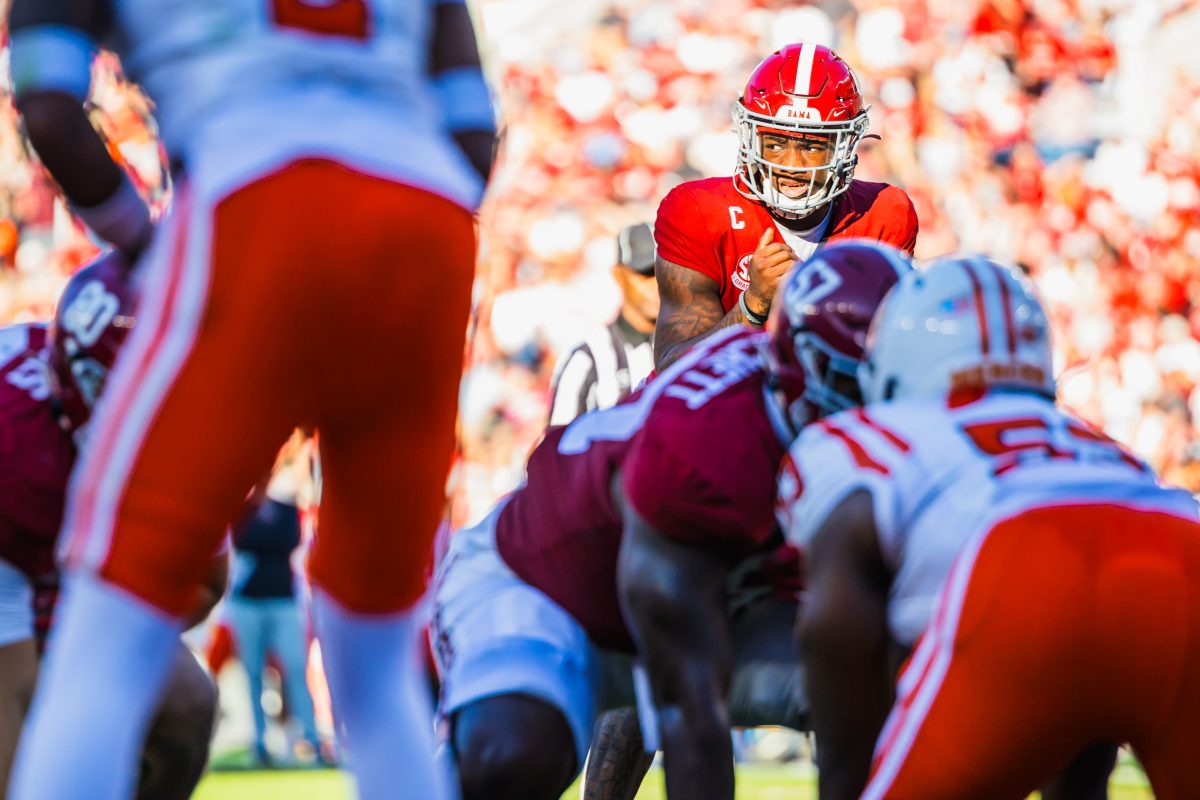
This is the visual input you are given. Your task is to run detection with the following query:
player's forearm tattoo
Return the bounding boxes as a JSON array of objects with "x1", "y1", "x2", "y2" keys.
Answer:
[{"x1": 654, "y1": 261, "x2": 746, "y2": 370}]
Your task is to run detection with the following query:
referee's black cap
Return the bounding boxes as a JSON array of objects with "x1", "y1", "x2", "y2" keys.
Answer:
[{"x1": 617, "y1": 222, "x2": 656, "y2": 275}]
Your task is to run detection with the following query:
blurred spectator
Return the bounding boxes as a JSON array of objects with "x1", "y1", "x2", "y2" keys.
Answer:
[
  {"x1": 547, "y1": 221, "x2": 658, "y2": 424},
  {"x1": 226, "y1": 439, "x2": 329, "y2": 768},
  {"x1": 452, "y1": 0, "x2": 1200, "y2": 517},
  {"x1": 1165, "y1": 444, "x2": 1200, "y2": 494}
]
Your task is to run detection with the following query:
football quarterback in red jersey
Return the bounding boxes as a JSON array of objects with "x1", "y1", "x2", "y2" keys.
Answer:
[
  {"x1": 0, "y1": 252, "x2": 220, "y2": 800},
  {"x1": 653, "y1": 42, "x2": 919, "y2": 369},
  {"x1": 432, "y1": 240, "x2": 910, "y2": 800}
]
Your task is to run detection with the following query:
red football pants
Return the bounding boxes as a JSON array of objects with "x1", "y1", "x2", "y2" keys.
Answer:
[
  {"x1": 64, "y1": 159, "x2": 475, "y2": 616},
  {"x1": 866, "y1": 503, "x2": 1200, "y2": 800}
]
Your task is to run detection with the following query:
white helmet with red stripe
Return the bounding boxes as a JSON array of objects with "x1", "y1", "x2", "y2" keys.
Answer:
[
  {"x1": 859, "y1": 254, "x2": 1055, "y2": 404},
  {"x1": 733, "y1": 42, "x2": 870, "y2": 219}
]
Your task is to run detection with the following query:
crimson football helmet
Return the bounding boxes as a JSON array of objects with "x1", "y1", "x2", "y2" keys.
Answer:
[
  {"x1": 47, "y1": 250, "x2": 136, "y2": 432},
  {"x1": 733, "y1": 43, "x2": 870, "y2": 219},
  {"x1": 762, "y1": 239, "x2": 911, "y2": 440}
]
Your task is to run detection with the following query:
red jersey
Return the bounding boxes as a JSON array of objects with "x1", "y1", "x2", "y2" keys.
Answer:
[
  {"x1": 495, "y1": 328, "x2": 785, "y2": 651},
  {"x1": 0, "y1": 324, "x2": 74, "y2": 578},
  {"x1": 654, "y1": 177, "x2": 919, "y2": 312}
]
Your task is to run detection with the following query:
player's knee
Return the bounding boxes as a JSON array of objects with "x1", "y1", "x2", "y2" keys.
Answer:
[
  {"x1": 453, "y1": 696, "x2": 577, "y2": 800},
  {"x1": 157, "y1": 645, "x2": 218, "y2": 731},
  {"x1": 138, "y1": 647, "x2": 218, "y2": 800},
  {"x1": 457, "y1": 737, "x2": 574, "y2": 800},
  {"x1": 138, "y1": 710, "x2": 215, "y2": 800}
]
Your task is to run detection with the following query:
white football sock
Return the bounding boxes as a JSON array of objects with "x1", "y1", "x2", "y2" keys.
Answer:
[
  {"x1": 312, "y1": 589, "x2": 452, "y2": 800},
  {"x1": 9, "y1": 573, "x2": 180, "y2": 800}
]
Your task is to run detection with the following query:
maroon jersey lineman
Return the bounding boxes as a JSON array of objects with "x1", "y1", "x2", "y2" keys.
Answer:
[
  {"x1": 654, "y1": 177, "x2": 918, "y2": 313},
  {"x1": 0, "y1": 324, "x2": 74, "y2": 580},
  {"x1": 495, "y1": 327, "x2": 785, "y2": 652}
]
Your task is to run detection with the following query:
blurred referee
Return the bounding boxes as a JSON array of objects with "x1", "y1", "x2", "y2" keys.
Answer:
[{"x1": 548, "y1": 222, "x2": 660, "y2": 425}]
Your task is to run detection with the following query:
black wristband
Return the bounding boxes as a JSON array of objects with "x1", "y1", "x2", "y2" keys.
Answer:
[{"x1": 738, "y1": 291, "x2": 768, "y2": 326}]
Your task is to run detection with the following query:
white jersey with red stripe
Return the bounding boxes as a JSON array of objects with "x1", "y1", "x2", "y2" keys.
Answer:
[
  {"x1": 108, "y1": 0, "x2": 483, "y2": 208},
  {"x1": 777, "y1": 390, "x2": 1200, "y2": 647}
]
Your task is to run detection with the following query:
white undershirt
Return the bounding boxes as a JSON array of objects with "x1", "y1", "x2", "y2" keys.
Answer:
[{"x1": 774, "y1": 205, "x2": 832, "y2": 262}]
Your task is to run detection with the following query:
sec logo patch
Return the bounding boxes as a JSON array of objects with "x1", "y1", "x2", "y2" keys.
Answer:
[{"x1": 733, "y1": 254, "x2": 751, "y2": 291}]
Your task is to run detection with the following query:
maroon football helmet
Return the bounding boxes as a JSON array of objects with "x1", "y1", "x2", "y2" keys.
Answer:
[
  {"x1": 762, "y1": 239, "x2": 911, "y2": 439},
  {"x1": 47, "y1": 250, "x2": 136, "y2": 433}
]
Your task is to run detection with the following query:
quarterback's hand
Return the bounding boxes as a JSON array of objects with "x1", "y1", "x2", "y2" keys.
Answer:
[{"x1": 744, "y1": 227, "x2": 794, "y2": 317}]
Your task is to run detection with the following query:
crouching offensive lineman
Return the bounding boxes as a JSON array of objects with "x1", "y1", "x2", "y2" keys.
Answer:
[
  {"x1": 784, "y1": 255, "x2": 1200, "y2": 799},
  {"x1": 435, "y1": 240, "x2": 911, "y2": 799},
  {"x1": 0, "y1": 253, "x2": 220, "y2": 800}
]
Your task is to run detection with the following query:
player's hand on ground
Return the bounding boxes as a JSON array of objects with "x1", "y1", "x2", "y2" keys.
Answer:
[
  {"x1": 745, "y1": 227, "x2": 794, "y2": 317},
  {"x1": 726, "y1": 542, "x2": 805, "y2": 617}
]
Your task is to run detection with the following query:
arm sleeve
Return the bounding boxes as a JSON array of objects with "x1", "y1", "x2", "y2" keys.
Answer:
[{"x1": 547, "y1": 346, "x2": 597, "y2": 426}]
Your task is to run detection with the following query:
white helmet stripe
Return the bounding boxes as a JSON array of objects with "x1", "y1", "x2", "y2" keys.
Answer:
[{"x1": 792, "y1": 42, "x2": 817, "y2": 104}]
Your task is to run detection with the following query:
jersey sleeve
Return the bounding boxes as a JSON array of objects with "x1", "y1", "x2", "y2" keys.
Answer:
[
  {"x1": 653, "y1": 183, "x2": 722, "y2": 284},
  {"x1": 623, "y1": 404, "x2": 778, "y2": 558},
  {"x1": 881, "y1": 186, "x2": 919, "y2": 256},
  {"x1": 776, "y1": 412, "x2": 908, "y2": 562}
]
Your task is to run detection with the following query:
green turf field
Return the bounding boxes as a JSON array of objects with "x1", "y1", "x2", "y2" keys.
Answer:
[{"x1": 193, "y1": 762, "x2": 1155, "y2": 799}]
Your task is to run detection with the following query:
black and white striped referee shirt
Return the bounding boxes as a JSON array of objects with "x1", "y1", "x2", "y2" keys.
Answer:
[{"x1": 547, "y1": 315, "x2": 654, "y2": 426}]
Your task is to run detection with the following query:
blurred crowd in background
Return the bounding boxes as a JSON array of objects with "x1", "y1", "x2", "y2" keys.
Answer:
[
  {"x1": 1, "y1": 1, "x2": 1199, "y2": 529},
  {"x1": 461, "y1": 0, "x2": 1200, "y2": 521}
]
